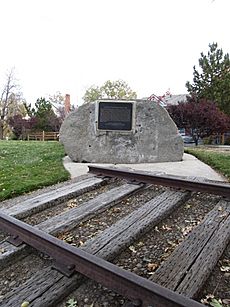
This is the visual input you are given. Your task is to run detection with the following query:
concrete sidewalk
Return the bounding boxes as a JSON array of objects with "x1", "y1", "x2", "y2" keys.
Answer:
[{"x1": 63, "y1": 153, "x2": 226, "y2": 182}]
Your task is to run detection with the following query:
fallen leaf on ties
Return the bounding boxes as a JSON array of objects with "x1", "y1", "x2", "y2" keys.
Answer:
[
  {"x1": 219, "y1": 213, "x2": 227, "y2": 218},
  {"x1": 182, "y1": 225, "x2": 193, "y2": 236},
  {"x1": 65, "y1": 236, "x2": 74, "y2": 243},
  {"x1": 112, "y1": 207, "x2": 121, "y2": 213},
  {"x1": 201, "y1": 294, "x2": 214, "y2": 304},
  {"x1": 167, "y1": 240, "x2": 177, "y2": 247},
  {"x1": 67, "y1": 201, "x2": 76, "y2": 208},
  {"x1": 220, "y1": 266, "x2": 230, "y2": 272},
  {"x1": 162, "y1": 225, "x2": 172, "y2": 231},
  {"x1": 129, "y1": 246, "x2": 136, "y2": 253},
  {"x1": 147, "y1": 263, "x2": 158, "y2": 271},
  {"x1": 222, "y1": 299, "x2": 230, "y2": 305}
]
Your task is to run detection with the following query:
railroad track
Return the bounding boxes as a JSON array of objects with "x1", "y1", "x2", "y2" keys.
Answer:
[{"x1": 0, "y1": 167, "x2": 229, "y2": 307}]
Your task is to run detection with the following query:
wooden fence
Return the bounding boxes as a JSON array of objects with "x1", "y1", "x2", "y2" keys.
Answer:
[{"x1": 27, "y1": 131, "x2": 59, "y2": 141}]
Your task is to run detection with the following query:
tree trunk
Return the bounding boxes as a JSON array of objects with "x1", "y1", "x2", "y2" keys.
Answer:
[{"x1": 0, "y1": 119, "x2": 4, "y2": 140}]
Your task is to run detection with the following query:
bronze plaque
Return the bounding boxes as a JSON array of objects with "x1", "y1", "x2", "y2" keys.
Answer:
[{"x1": 98, "y1": 101, "x2": 133, "y2": 131}]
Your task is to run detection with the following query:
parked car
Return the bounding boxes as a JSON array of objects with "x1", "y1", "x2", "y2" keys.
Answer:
[{"x1": 182, "y1": 135, "x2": 195, "y2": 144}]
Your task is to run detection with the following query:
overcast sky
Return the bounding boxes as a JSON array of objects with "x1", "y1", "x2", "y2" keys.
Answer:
[{"x1": 0, "y1": 0, "x2": 229, "y2": 106}]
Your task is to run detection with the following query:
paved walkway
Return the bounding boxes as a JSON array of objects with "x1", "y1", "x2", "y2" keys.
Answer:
[{"x1": 63, "y1": 153, "x2": 226, "y2": 182}]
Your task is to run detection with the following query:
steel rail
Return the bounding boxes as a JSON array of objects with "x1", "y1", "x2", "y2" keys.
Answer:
[
  {"x1": 88, "y1": 166, "x2": 230, "y2": 198},
  {"x1": 0, "y1": 212, "x2": 203, "y2": 307}
]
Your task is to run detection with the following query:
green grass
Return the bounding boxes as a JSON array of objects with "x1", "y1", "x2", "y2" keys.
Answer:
[
  {"x1": 185, "y1": 147, "x2": 230, "y2": 181},
  {"x1": 0, "y1": 141, "x2": 70, "y2": 201}
]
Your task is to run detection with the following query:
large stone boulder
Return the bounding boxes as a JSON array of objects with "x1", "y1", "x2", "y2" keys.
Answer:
[{"x1": 59, "y1": 99, "x2": 183, "y2": 163}]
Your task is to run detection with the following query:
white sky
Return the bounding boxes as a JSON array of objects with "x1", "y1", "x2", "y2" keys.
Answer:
[{"x1": 0, "y1": 0, "x2": 229, "y2": 106}]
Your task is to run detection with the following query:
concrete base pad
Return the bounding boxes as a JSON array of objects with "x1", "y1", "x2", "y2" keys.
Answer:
[{"x1": 63, "y1": 153, "x2": 226, "y2": 182}]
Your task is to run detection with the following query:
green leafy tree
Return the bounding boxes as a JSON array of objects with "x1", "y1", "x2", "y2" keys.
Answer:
[
  {"x1": 25, "y1": 98, "x2": 61, "y2": 132},
  {"x1": 83, "y1": 80, "x2": 137, "y2": 103},
  {"x1": 186, "y1": 43, "x2": 230, "y2": 115},
  {"x1": 83, "y1": 85, "x2": 102, "y2": 103}
]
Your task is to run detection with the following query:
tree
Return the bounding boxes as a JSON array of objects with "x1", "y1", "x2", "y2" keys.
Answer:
[
  {"x1": 83, "y1": 86, "x2": 102, "y2": 103},
  {"x1": 7, "y1": 114, "x2": 26, "y2": 139},
  {"x1": 0, "y1": 68, "x2": 24, "y2": 139},
  {"x1": 186, "y1": 43, "x2": 230, "y2": 115},
  {"x1": 48, "y1": 91, "x2": 64, "y2": 107},
  {"x1": 48, "y1": 91, "x2": 65, "y2": 120},
  {"x1": 83, "y1": 80, "x2": 137, "y2": 103},
  {"x1": 167, "y1": 98, "x2": 230, "y2": 145},
  {"x1": 24, "y1": 98, "x2": 62, "y2": 132},
  {"x1": 7, "y1": 114, "x2": 37, "y2": 139},
  {"x1": 48, "y1": 91, "x2": 76, "y2": 120}
]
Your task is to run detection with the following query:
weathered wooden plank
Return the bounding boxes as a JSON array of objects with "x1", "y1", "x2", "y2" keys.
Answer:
[
  {"x1": 1, "y1": 268, "x2": 83, "y2": 307},
  {"x1": 151, "y1": 200, "x2": 230, "y2": 297},
  {"x1": 0, "y1": 183, "x2": 142, "y2": 270},
  {"x1": 81, "y1": 190, "x2": 190, "y2": 259},
  {"x1": 38, "y1": 182, "x2": 142, "y2": 234},
  {"x1": 2, "y1": 189, "x2": 190, "y2": 307},
  {"x1": 2, "y1": 176, "x2": 105, "y2": 219},
  {"x1": 176, "y1": 210, "x2": 230, "y2": 297}
]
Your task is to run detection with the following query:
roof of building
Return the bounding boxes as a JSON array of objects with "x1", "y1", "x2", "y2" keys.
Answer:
[
  {"x1": 142, "y1": 94, "x2": 188, "y2": 107},
  {"x1": 163, "y1": 94, "x2": 188, "y2": 106}
]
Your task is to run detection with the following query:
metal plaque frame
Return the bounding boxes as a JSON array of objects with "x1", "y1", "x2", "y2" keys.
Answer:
[{"x1": 96, "y1": 100, "x2": 135, "y2": 132}]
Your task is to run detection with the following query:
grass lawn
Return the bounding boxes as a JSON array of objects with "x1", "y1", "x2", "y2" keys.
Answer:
[
  {"x1": 1, "y1": 142, "x2": 229, "y2": 202},
  {"x1": 0, "y1": 141, "x2": 70, "y2": 201},
  {"x1": 185, "y1": 147, "x2": 230, "y2": 182}
]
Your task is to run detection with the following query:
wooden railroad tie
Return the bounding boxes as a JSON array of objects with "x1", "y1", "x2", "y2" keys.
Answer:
[{"x1": 151, "y1": 199, "x2": 230, "y2": 298}]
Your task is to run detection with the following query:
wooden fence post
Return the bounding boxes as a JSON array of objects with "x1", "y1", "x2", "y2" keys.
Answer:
[{"x1": 221, "y1": 134, "x2": 225, "y2": 145}]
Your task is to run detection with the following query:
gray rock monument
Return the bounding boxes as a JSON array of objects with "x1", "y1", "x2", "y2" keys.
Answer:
[{"x1": 59, "y1": 99, "x2": 183, "y2": 163}]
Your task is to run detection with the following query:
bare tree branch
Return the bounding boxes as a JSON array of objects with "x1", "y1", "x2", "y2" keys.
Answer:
[{"x1": 0, "y1": 68, "x2": 22, "y2": 139}]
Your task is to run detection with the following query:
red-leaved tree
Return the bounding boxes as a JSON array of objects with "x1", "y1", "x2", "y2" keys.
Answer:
[
  {"x1": 167, "y1": 98, "x2": 230, "y2": 145},
  {"x1": 8, "y1": 114, "x2": 38, "y2": 139}
]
